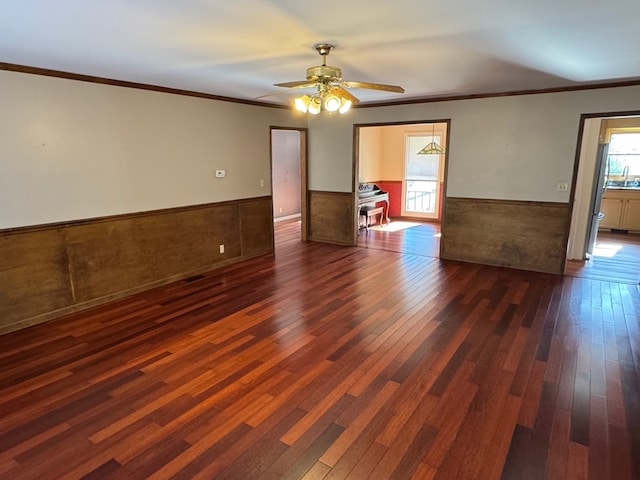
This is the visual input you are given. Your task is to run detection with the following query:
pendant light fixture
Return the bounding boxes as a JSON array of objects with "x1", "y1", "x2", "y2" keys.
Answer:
[{"x1": 418, "y1": 123, "x2": 445, "y2": 154}]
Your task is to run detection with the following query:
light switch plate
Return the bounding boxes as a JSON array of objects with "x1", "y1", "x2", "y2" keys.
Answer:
[{"x1": 215, "y1": 169, "x2": 226, "y2": 178}]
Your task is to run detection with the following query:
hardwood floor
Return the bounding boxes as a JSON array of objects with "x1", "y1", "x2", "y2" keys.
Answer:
[
  {"x1": 1, "y1": 219, "x2": 639, "y2": 479},
  {"x1": 357, "y1": 220, "x2": 440, "y2": 258},
  {"x1": 565, "y1": 231, "x2": 640, "y2": 285}
]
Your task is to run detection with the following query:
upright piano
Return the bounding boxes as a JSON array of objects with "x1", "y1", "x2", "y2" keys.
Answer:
[{"x1": 358, "y1": 183, "x2": 390, "y2": 225}]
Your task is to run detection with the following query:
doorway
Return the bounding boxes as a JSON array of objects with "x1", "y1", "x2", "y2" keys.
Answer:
[
  {"x1": 270, "y1": 127, "x2": 307, "y2": 243},
  {"x1": 355, "y1": 121, "x2": 449, "y2": 258},
  {"x1": 567, "y1": 113, "x2": 640, "y2": 284}
]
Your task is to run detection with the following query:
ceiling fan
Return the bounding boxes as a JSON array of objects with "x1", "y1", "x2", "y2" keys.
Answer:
[{"x1": 263, "y1": 44, "x2": 405, "y2": 114}]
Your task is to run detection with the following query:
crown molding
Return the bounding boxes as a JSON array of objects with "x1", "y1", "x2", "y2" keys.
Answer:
[
  {"x1": 3, "y1": 62, "x2": 640, "y2": 110},
  {"x1": 0, "y1": 62, "x2": 287, "y2": 109}
]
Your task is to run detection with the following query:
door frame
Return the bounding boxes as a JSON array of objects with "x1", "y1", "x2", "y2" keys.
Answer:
[
  {"x1": 567, "y1": 110, "x2": 640, "y2": 263},
  {"x1": 352, "y1": 119, "x2": 451, "y2": 250},
  {"x1": 270, "y1": 126, "x2": 309, "y2": 241}
]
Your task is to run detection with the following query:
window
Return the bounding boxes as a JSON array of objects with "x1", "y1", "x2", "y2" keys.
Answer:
[
  {"x1": 606, "y1": 132, "x2": 640, "y2": 188},
  {"x1": 403, "y1": 134, "x2": 442, "y2": 217}
]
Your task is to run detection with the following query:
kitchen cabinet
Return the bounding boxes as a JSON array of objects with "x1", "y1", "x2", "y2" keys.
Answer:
[
  {"x1": 600, "y1": 198, "x2": 623, "y2": 229},
  {"x1": 622, "y1": 199, "x2": 640, "y2": 231},
  {"x1": 599, "y1": 189, "x2": 640, "y2": 231}
]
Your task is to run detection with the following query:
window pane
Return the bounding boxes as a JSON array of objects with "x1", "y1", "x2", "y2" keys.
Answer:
[
  {"x1": 607, "y1": 133, "x2": 640, "y2": 183},
  {"x1": 405, "y1": 135, "x2": 441, "y2": 214},
  {"x1": 406, "y1": 180, "x2": 437, "y2": 213},
  {"x1": 609, "y1": 133, "x2": 640, "y2": 154},
  {"x1": 407, "y1": 136, "x2": 439, "y2": 180}
]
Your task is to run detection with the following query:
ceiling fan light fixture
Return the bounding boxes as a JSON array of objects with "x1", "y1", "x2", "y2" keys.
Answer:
[
  {"x1": 307, "y1": 96, "x2": 322, "y2": 115},
  {"x1": 266, "y1": 44, "x2": 404, "y2": 116},
  {"x1": 294, "y1": 95, "x2": 311, "y2": 113}
]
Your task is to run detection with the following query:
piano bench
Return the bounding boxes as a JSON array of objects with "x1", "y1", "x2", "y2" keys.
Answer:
[{"x1": 360, "y1": 206, "x2": 385, "y2": 230}]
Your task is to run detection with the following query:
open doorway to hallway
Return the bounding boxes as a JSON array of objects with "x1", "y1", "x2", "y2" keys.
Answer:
[
  {"x1": 271, "y1": 127, "x2": 307, "y2": 243},
  {"x1": 355, "y1": 121, "x2": 448, "y2": 258}
]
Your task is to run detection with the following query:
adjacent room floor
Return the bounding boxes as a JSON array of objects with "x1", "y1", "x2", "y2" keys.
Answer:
[
  {"x1": 565, "y1": 230, "x2": 640, "y2": 285},
  {"x1": 357, "y1": 220, "x2": 440, "y2": 258}
]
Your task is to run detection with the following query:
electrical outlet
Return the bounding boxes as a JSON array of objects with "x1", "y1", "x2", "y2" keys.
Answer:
[
  {"x1": 557, "y1": 182, "x2": 568, "y2": 192},
  {"x1": 219, "y1": 244, "x2": 225, "y2": 254},
  {"x1": 215, "y1": 169, "x2": 226, "y2": 178},
  {"x1": 260, "y1": 179, "x2": 265, "y2": 187},
  {"x1": 279, "y1": 207, "x2": 283, "y2": 213}
]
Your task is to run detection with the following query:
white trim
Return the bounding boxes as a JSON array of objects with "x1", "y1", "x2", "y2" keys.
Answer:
[{"x1": 274, "y1": 213, "x2": 301, "y2": 223}]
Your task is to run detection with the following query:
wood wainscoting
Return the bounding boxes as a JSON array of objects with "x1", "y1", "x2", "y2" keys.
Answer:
[
  {"x1": 441, "y1": 197, "x2": 570, "y2": 274},
  {"x1": 308, "y1": 190, "x2": 355, "y2": 246},
  {"x1": 0, "y1": 197, "x2": 274, "y2": 334}
]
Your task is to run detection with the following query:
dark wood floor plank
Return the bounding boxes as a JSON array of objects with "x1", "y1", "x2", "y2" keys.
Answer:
[
  {"x1": 588, "y1": 394, "x2": 610, "y2": 480},
  {"x1": 476, "y1": 392, "x2": 522, "y2": 479},
  {"x1": 420, "y1": 374, "x2": 478, "y2": 469},
  {"x1": 258, "y1": 396, "x2": 353, "y2": 480},
  {"x1": 565, "y1": 441, "x2": 589, "y2": 480},
  {"x1": 320, "y1": 379, "x2": 399, "y2": 467},
  {"x1": 304, "y1": 374, "x2": 398, "y2": 479},
  {"x1": 0, "y1": 219, "x2": 638, "y2": 479},
  {"x1": 211, "y1": 408, "x2": 307, "y2": 480},
  {"x1": 570, "y1": 311, "x2": 592, "y2": 446},
  {"x1": 545, "y1": 407, "x2": 571, "y2": 480},
  {"x1": 334, "y1": 441, "x2": 388, "y2": 480},
  {"x1": 516, "y1": 359, "x2": 546, "y2": 428}
]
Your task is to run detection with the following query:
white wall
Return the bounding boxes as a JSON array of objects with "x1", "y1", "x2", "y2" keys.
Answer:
[
  {"x1": 4, "y1": 69, "x2": 640, "y2": 230},
  {"x1": 0, "y1": 70, "x2": 305, "y2": 229},
  {"x1": 307, "y1": 115, "x2": 353, "y2": 192},
  {"x1": 358, "y1": 126, "x2": 383, "y2": 182},
  {"x1": 307, "y1": 86, "x2": 640, "y2": 202}
]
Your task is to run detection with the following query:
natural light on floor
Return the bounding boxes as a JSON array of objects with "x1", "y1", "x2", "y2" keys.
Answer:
[
  {"x1": 370, "y1": 221, "x2": 422, "y2": 232},
  {"x1": 593, "y1": 242, "x2": 624, "y2": 258}
]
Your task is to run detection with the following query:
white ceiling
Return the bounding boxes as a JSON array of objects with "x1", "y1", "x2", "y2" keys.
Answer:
[{"x1": 2, "y1": 0, "x2": 640, "y2": 106}]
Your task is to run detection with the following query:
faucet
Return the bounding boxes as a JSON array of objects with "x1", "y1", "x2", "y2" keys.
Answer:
[{"x1": 623, "y1": 165, "x2": 629, "y2": 186}]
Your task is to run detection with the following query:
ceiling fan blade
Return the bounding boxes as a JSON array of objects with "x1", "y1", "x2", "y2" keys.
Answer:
[
  {"x1": 273, "y1": 80, "x2": 317, "y2": 89},
  {"x1": 343, "y1": 81, "x2": 404, "y2": 93},
  {"x1": 333, "y1": 86, "x2": 360, "y2": 104}
]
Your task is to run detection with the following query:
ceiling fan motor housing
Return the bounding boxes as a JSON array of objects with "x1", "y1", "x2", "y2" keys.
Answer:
[{"x1": 306, "y1": 65, "x2": 342, "y2": 82}]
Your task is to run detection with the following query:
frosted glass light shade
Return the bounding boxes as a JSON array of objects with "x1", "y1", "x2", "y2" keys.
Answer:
[
  {"x1": 294, "y1": 95, "x2": 310, "y2": 113},
  {"x1": 324, "y1": 94, "x2": 341, "y2": 112},
  {"x1": 339, "y1": 98, "x2": 352, "y2": 114},
  {"x1": 307, "y1": 96, "x2": 322, "y2": 115}
]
